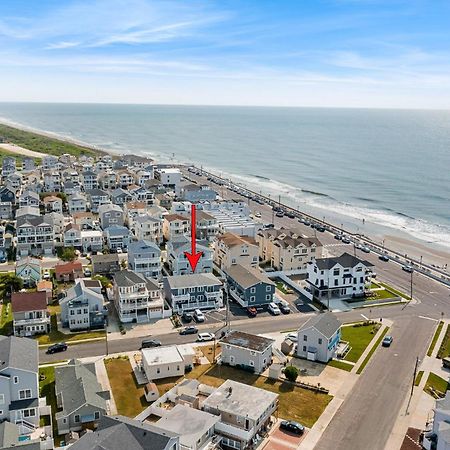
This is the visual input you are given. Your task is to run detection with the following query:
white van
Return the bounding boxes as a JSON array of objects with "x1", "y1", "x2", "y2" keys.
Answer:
[
  {"x1": 268, "y1": 302, "x2": 281, "y2": 315},
  {"x1": 194, "y1": 309, "x2": 205, "y2": 322}
]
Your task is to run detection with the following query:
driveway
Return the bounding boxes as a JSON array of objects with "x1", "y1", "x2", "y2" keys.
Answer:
[{"x1": 263, "y1": 422, "x2": 307, "y2": 450}]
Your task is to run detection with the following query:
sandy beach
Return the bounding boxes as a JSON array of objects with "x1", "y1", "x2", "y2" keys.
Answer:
[{"x1": 0, "y1": 143, "x2": 48, "y2": 158}]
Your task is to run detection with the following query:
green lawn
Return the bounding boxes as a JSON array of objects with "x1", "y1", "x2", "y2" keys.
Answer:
[
  {"x1": 356, "y1": 327, "x2": 390, "y2": 374},
  {"x1": 105, "y1": 357, "x2": 147, "y2": 417},
  {"x1": 39, "y1": 366, "x2": 63, "y2": 446},
  {"x1": 327, "y1": 359, "x2": 354, "y2": 372},
  {"x1": 415, "y1": 371, "x2": 424, "y2": 386},
  {"x1": 341, "y1": 322, "x2": 379, "y2": 363},
  {"x1": 0, "y1": 123, "x2": 101, "y2": 158},
  {"x1": 275, "y1": 281, "x2": 290, "y2": 294},
  {"x1": 36, "y1": 314, "x2": 105, "y2": 345},
  {"x1": 0, "y1": 300, "x2": 13, "y2": 336},
  {"x1": 424, "y1": 372, "x2": 449, "y2": 398},
  {"x1": 437, "y1": 324, "x2": 450, "y2": 359},
  {"x1": 428, "y1": 321, "x2": 444, "y2": 357},
  {"x1": 377, "y1": 281, "x2": 411, "y2": 300}
]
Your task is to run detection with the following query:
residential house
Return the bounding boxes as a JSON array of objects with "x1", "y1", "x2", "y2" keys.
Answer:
[
  {"x1": 18, "y1": 191, "x2": 39, "y2": 208},
  {"x1": 43, "y1": 195, "x2": 63, "y2": 214},
  {"x1": 0, "y1": 186, "x2": 16, "y2": 205},
  {"x1": 11, "y1": 291, "x2": 50, "y2": 337},
  {"x1": 110, "y1": 188, "x2": 133, "y2": 207},
  {"x1": 68, "y1": 193, "x2": 88, "y2": 214},
  {"x1": 134, "y1": 169, "x2": 153, "y2": 186},
  {"x1": 257, "y1": 228, "x2": 323, "y2": 271},
  {"x1": 0, "y1": 336, "x2": 40, "y2": 434},
  {"x1": 54, "y1": 261, "x2": 83, "y2": 282},
  {"x1": 44, "y1": 211, "x2": 65, "y2": 236},
  {"x1": 91, "y1": 253, "x2": 120, "y2": 275},
  {"x1": 214, "y1": 233, "x2": 259, "y2": 270},
  {"x1": 155, "y1": 404, "x2": 219, "y2": 450},
  {"x1": 164, "y1": 273, "x2": 223, "y2": 314},
  {"x1": 6, "y1": 172, "x2": 22, "y2": 191},
  {"x1": 15, "y1": 257, "x2": 41, "y2": 287},
  {"x1": 63, "y1": 223, "x2": 82, "y2": 248},
  {"x1": 68, "y1": 415, "x2": 179, "y2": 450},
  {"x1": 81, "y1": 230, "x2": 103, "y2": 253},
  {"x1": 42, "y1": 155, "x2": 58, "y2": 170},
  {"x1": 181, "y1": 184, "x2": 217, "y2": 202},
  {"x1": 220, "y1": 331, "x2": 274, "y2": 374},
  {"x1": 43, "y1": 171, "x2": 61, "y2": 192},
  {"x1": 36, "y1": 280, "x2": 53, "y2": 303},
  {"x1": 98, "y1": 170, "x2": 117, "y2": 191},
  {"x1": 155, "y1": 193, "x2": 173, "y2": 210},
  {"x1": 141, "y1": 345, "x2": 196, "y2": 381},
  {"x1": 424, "y1": 391, "x2": 450, "y2": 450},
  {"x1": 63, "y1": 180, "x2": 81, "y2": 195},
  {"x1": 162, "y1": 214, "x2": 190, "y2": 241},
  {"x1": 202, "y1": 380, "x2": 278, "y2": 450},
  {"x1": 0, "y1": 202, "x2": 13, "y2": 220},
  {"x1": 16, "y1": 217, "x2": 54, "y2": 256},
  {"x1": 296, "y1": 312, "x2": 341, "y2": 362},
  {"x1": 85, "y1": 189, "x2": 110, "y2": 213},
  {"x1": 117, "y1": 170, "x2": 134, "y2": 189},
  {"x1": 22, "y1": 157, "x2": 35, "y2": 172},
  {"x1": 156, "y1": 168, "x2": 182, "y2": 194},
  {"x1": 133, "y1": 215, "x2": 163, "y2": 244},
  {"x1": 306, "y1": 252, "x2": 374, "y2": 301},
  {"x1": 104, "y1": 225, "x2": 131, "y2": 251},
  {"x1": 166, "y1": 236, "x2": 213, "y2": 275},
  {"x1": 55, "y1": 359, "x2": 109, "y2": 435},
  {"x1": 113, "y1": 270, "x2": 166, "y2": 323},
  {"x1": 123, "y1": 201, "x2": 147, "y2": 223},
  {"x1": 127, "y1": 240, "x2": 161, "y2": 279},
  {"x1": 73, "y1": 212, "x2": 97, "y2": 230},
  {"x1": 225, "y1": 264, "x2": 275, "y2": 307},
  {"x1": 2, "y1": 157, "x2": 16, "y2": 177},
  {"x1": 130, "y1": 186, "x2": 154, "y2": 205},
  {"x1": 60, "y1": 279, "x2": 106, "y2": 331},
  {"x1": 196, "y1": 211, "x2": 218, "y2": 241},
  {"x1": 15, "y1": 206, "x2": 40, "y2": 222},
  {"x1": 98, "y1": 203, "x2": 124, "y2": 229},
  {"x1": 81, "y1": 170, "x2": 98, "y2": 191}
]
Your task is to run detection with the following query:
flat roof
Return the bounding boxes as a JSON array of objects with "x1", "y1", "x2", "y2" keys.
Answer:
[
  {"x1": 142, "y1": 346, "x2": 183, "y2": 366},
  {"x1": 221, "y1": 330, "x2": 274, "y2": 353}
]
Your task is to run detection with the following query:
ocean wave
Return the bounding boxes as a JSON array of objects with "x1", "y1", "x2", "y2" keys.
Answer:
[{"x1": 301, "y1": 189, "x2": 331, "y2": 198}]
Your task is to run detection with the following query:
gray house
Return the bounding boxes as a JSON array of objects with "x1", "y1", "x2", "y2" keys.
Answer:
[
  {"x1": 296, "y1": 312, "x2": 342, "y2": 362},
  {"x1": 98, "y1": 203, "x2": 124, "y2": 229},
  {"x1": 103, "y1": 225, "x2": 131, "y2": 251},
  {"x1": 91, "y1": 253, "x2": 120, "y2": 275},
  {"x1": 127, "y1": 239, "x2": 161, "y2": 279},
  {"x1": 225, "y1": 264, "x2": 275, "y2": 308},
  {"x1": 0, "y1": 336, "x2": 40, "y2": 435},
  {"x1": 220, "y1": 330, "x2": 274, "y2": 374},
  {"x1": 60, "y1": 279, "x2": 106, "y2": 331},
  {"x1": 69, "y1": 415, "x2": 179, "y2": 450},
  {"x1": 55, "y1": 359, "x2": 110, "y2": 435}
]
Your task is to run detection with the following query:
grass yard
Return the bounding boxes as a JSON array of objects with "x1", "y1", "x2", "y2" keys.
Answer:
[
  {"x1": 415, "y1": 371, "x2": 424, "y2": 386},
  {"x1": 437, "y1": 324, "x2": 450, "y2": 359},
  {"x1": 0, "y1": 300, "x2": 13, "y2": 336},
  {"x1": 377, "y1": 281, "x2": 411, "y2": 300},
  {"x1": 36, "y1": 314, "x2": 105, "y2": 345},
  {"x1": 199, "y1": 344, "x2": 221, "y2": 363},
  {"x1": 356, "y1": 327, "x2": 389, "y2": 375},
  {"x1": 39, "y1": 366, "x2": 63, "y2": 446},
  {"x1": 105, "y1": 356, "x2": 147, "y2": 417},
  {"x1": 341, "y1": 322, "x2": 380, "y2": 363},
  {"x1": 428, "y1": 321, "x2": 444, "y2": 357},
  {"x1": 424, "y1": 372, "x2": 449, "y2": 398},
  {"x1": 328, "y1": 359, "x2": 354, "y2": 372},
  {"x1": 275, "y1": 281, "x2": 290, "y2": 294},
  {"x1": 370, "y1": 289, "x2": 398, "y2": 300}
]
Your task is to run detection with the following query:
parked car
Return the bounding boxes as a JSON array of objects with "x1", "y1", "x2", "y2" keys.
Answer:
[
  {"x1": 43, "y1": 270, "x2": 50, "y2": 280},
  {"x1": 379, "y1": 254, "x2": 390, "y2": 262},
  {"x1": 194, "y1": 309, "x2": 205, "y2": 322},
  {"x1": 197, "y1": 333, "x2": 215, "y2": 342},
  {"x1": 247, "y1": 307, "x2": 257, "y2": 318},
  {"x1": 275, "y1": 211, "x2": 284, "y2": 218},
  {"x1": 334, "y1": 234, "x2": 343, "y2": 240},
  {"x1": 342, "y1": 236, "x2": 351, "y2": 244},
  {"x1": 286, "y1": 212, "x2": 296, "y2": 219},
  {"x1": 179, "y1": 326, "x2": 198, "y2": 335},
  {"x1": 402, "y1": 265, "x2": 414, "y2": 273},
  {"x1": 83, "y1": 268, "x2": 92, "y2": 277},
  {"x1": 316, "y1": 225, "x2": 326, "y2": 233},
  {"x1": 141, "y1": 339, "x2": 161, "y2": 349},
  {"x1": 280, "y1": 420, "x2": 305, "y2": 435},
  {"x1": 182, "y1": 312, "x2": 193, "y2": 323},
  {"x1": 279, "y1": 301, "x2": 291, "y2": 314},
  {"x1": 268, "y1": 302, "x2": 281, "y2": 315},
  {"x1": 286, "y1": 332, "x2": 298, "y2": 342},
  {"x1": 382, "y1": 335, "x2": 393, "y2": 347},
  {"x1": 46, "y1": 342, "x2": 68, "y2": 354},
  {"x1": 254, "y1": 212, "x2": 261, "y2": 218},
  {"x1": 361, "y1": 246, "x2": 371, "y2": 253}
]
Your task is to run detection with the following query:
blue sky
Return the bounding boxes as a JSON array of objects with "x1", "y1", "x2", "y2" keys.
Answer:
[{"x1": 0, "y1": 0, "x2": 450, "y2": 107}]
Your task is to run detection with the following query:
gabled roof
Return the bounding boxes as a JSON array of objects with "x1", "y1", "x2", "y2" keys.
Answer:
[
  {"x1": 299, "y1": 312, "x2": 341, "y2": 339},
  {"x1": 217, "y1": 232, "x2": 257, "y2": 248},
  {"x1": 55, "y1": 260, "x2": 83, "y2": 276},
  {"x1": 12, "y1": 291, "x2": 47, "y2": 313},
  {"x1": 114, "y1": 270, "x2": 146, "y2": 287},
  {"x1": 164, "y1": 213, "x2": 188, "y2": 222},
  {"x1": 103, "y1": 225, "x2": 130, "y2": 237},
  {"x1": 0, "y1": 335, "x2": 38, "y2": 373},
  {"x1": 166, "y1": 273, "x2": 222, "y2": 289},
  {"x1": 16, "y1": 256, "x2": 41, "y2": 268},
  {"x1": 225, "y1": 264, "x2": 274, "y2": 289},
  {"x1": 314, "y1": 252, "x2": 373, "y2": 270},
  {"x1": 127, "y1": 240, "x2": 160, "y2": 255},
  {"x1": 85, "y1": 188, "x2": 109, "y2": 197}
]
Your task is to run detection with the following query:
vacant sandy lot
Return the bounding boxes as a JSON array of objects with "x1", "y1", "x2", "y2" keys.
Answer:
[{"x1": 0, "y1": 143, "x2": 47, "y2": 158}]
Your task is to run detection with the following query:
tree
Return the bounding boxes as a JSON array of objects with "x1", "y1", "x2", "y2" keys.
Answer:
[
  {"x1": 284, "y1": 365, "x2": 299, "y2": 382},
  {"x1": 0, "y1": 274, "x2": 23, "y2": 297},
  {"x1": 93, "y1": 275, "x2": 112, "y2": 290},
  {"x1": 58, "y1": 247, "x2": 76, "y2": 262}
]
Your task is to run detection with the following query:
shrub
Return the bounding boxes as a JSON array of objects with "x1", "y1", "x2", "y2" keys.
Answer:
[{"x1": 284, "y1": 365, "x2": 299, "y2": 382}]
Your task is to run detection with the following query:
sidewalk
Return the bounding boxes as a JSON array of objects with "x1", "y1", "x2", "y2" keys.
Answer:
[{"x1": 299, "y1": 320, "x2": 392, "y2": 449}]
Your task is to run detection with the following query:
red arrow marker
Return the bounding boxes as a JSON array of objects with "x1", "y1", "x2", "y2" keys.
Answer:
[{"x1": 184, "y1": 204, "x2": 203, "y2": 273}]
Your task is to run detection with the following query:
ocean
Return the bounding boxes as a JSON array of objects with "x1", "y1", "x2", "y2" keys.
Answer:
[{"x1": 0, "y1": 102, "x2": 449, "y2": 249}]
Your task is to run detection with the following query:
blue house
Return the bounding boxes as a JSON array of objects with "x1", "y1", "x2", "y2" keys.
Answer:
[
  {"x1": 225, "y1": 264, "x2": 275, "y2": 308},
  {"x1": 15, "y1": 256, "x2": 42, "y2": 287},
  {"x1": 103, "y1": 225, "x2": 131, "y2": 251}
]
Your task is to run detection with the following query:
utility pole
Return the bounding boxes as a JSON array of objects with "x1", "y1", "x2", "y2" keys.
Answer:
[
  {"x1": 410, "y1": 270, "x2": 413, "y2": 301},
  {"x1": 406, "y1": 356, "x2": 420, "y2": 414}
]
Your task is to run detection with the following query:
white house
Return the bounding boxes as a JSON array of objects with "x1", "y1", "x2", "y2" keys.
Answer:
[
  {"x1": 162, "y1": 214, "x2": 190, "y2": 241},
  {"x1": 81, "y1": 230, "x2": 103, "y2": 253},
  {"x1": 127, "y1": 240, "x2": 161, "y2": 279},
  {"x1": 134, "y1": 215, "x2": 164, "y2": 244},
  {"x1": 166, "y1": 236, "x2": 213, "y2": 275}
]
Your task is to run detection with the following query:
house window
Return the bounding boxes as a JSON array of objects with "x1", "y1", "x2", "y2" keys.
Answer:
[
  {"x1": 94, "y1": 411, "x2": 100, "y2": 420},
  {"x1": 74, "y1": 415, "x2": 80, "y2": 423},
  {"x1": 303, "y1": 335, "x2": 307, "y2": 342},
  {"x1": 13, "y1": 376, "x2": 19, "y2": 384},
  {"x1": 333, "y1": 269, "x2": 340, "y2": 276},
  {"x1": 318, "y1": 338, "x2": 322, "y2": 345},
  {"x1": 249, "y1": 360, "x2": 255, "y2": 367},
  {"x1": 19, "y1": 389, "x2": 32, "y2": 399},
  {"x1": 303, "y1": 346, "x2": 306, "y2": 351},
  {"x1": 250, "y1": 296, "x2": 255, "y2": 303},
  {"x1": 157, "y1": 368, "x2": 160, "y2": 374},
  {"x1": 265, "y1": 294, "x2": 271, "y2": 301},
  {"x1": 266, "y1": 285, "x2": 271, "y2": 292},
  {"x1": 250, "y1": 287, "x2": 256, "y2": 294}
]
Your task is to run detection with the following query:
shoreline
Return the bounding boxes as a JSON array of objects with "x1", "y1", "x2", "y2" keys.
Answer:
[{"x1": 1, "y1": 117, "x2": 449, "y2": 269}]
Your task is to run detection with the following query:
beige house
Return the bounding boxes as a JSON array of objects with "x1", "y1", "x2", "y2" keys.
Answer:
[
  {"x1": 256, "y1": 228, "x2": 323, "y2": 271},
  {"x1": 162, "y1": 213, "x2": 190, "y2": 241},
  {"x1": 214, "y1": 232, "x2": 259, "y2": 269}
]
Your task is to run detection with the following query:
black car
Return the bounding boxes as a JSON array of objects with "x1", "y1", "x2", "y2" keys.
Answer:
[
  {"x1": 316, "y1": 226, "x2": 326, "y2": 232},
  {"x1": 182, "y1": 312, "x2": 193, "y2": 323},
  {"x1": 179, "y1": 326, "x2": 198, "y2": 335},
  {"x1": 279, "y1": 303, "x2": 291, "y2": 314},
  {"x1": 141, "y1": 339, "x2": 161, "y2": 349},
  {"x1": 280, "y1": 420, "x2": 305, "y2": 435},
  {"x1": 382, "y1": 335, "x2": 393, "y2": 347},
  {"x1": 286, "y1": 212, "x2": 296, "y2": 219},
  {"x1": 46, "y1": 342, "x2": 68, "y2": 354},
  {"x1": 379, "y1": 254, "x2": 390, "y2": 262}
]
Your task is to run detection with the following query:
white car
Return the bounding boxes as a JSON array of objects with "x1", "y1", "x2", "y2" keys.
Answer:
[
  {"x1": 286, "y1": 332, "x2": 298, "y2": 342},
  {"x1": 43, "y1": 270, "x2": 50, "y2": 280},
  {"x1": 197, "y1": 333, "x2": 215, "y2": 342},
  {"x1": 268, "y1": 302, "x2": 281, "y2": 315},
  {"x1": 254, "y1": 212, "x2": 262, "y2": 218}
]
